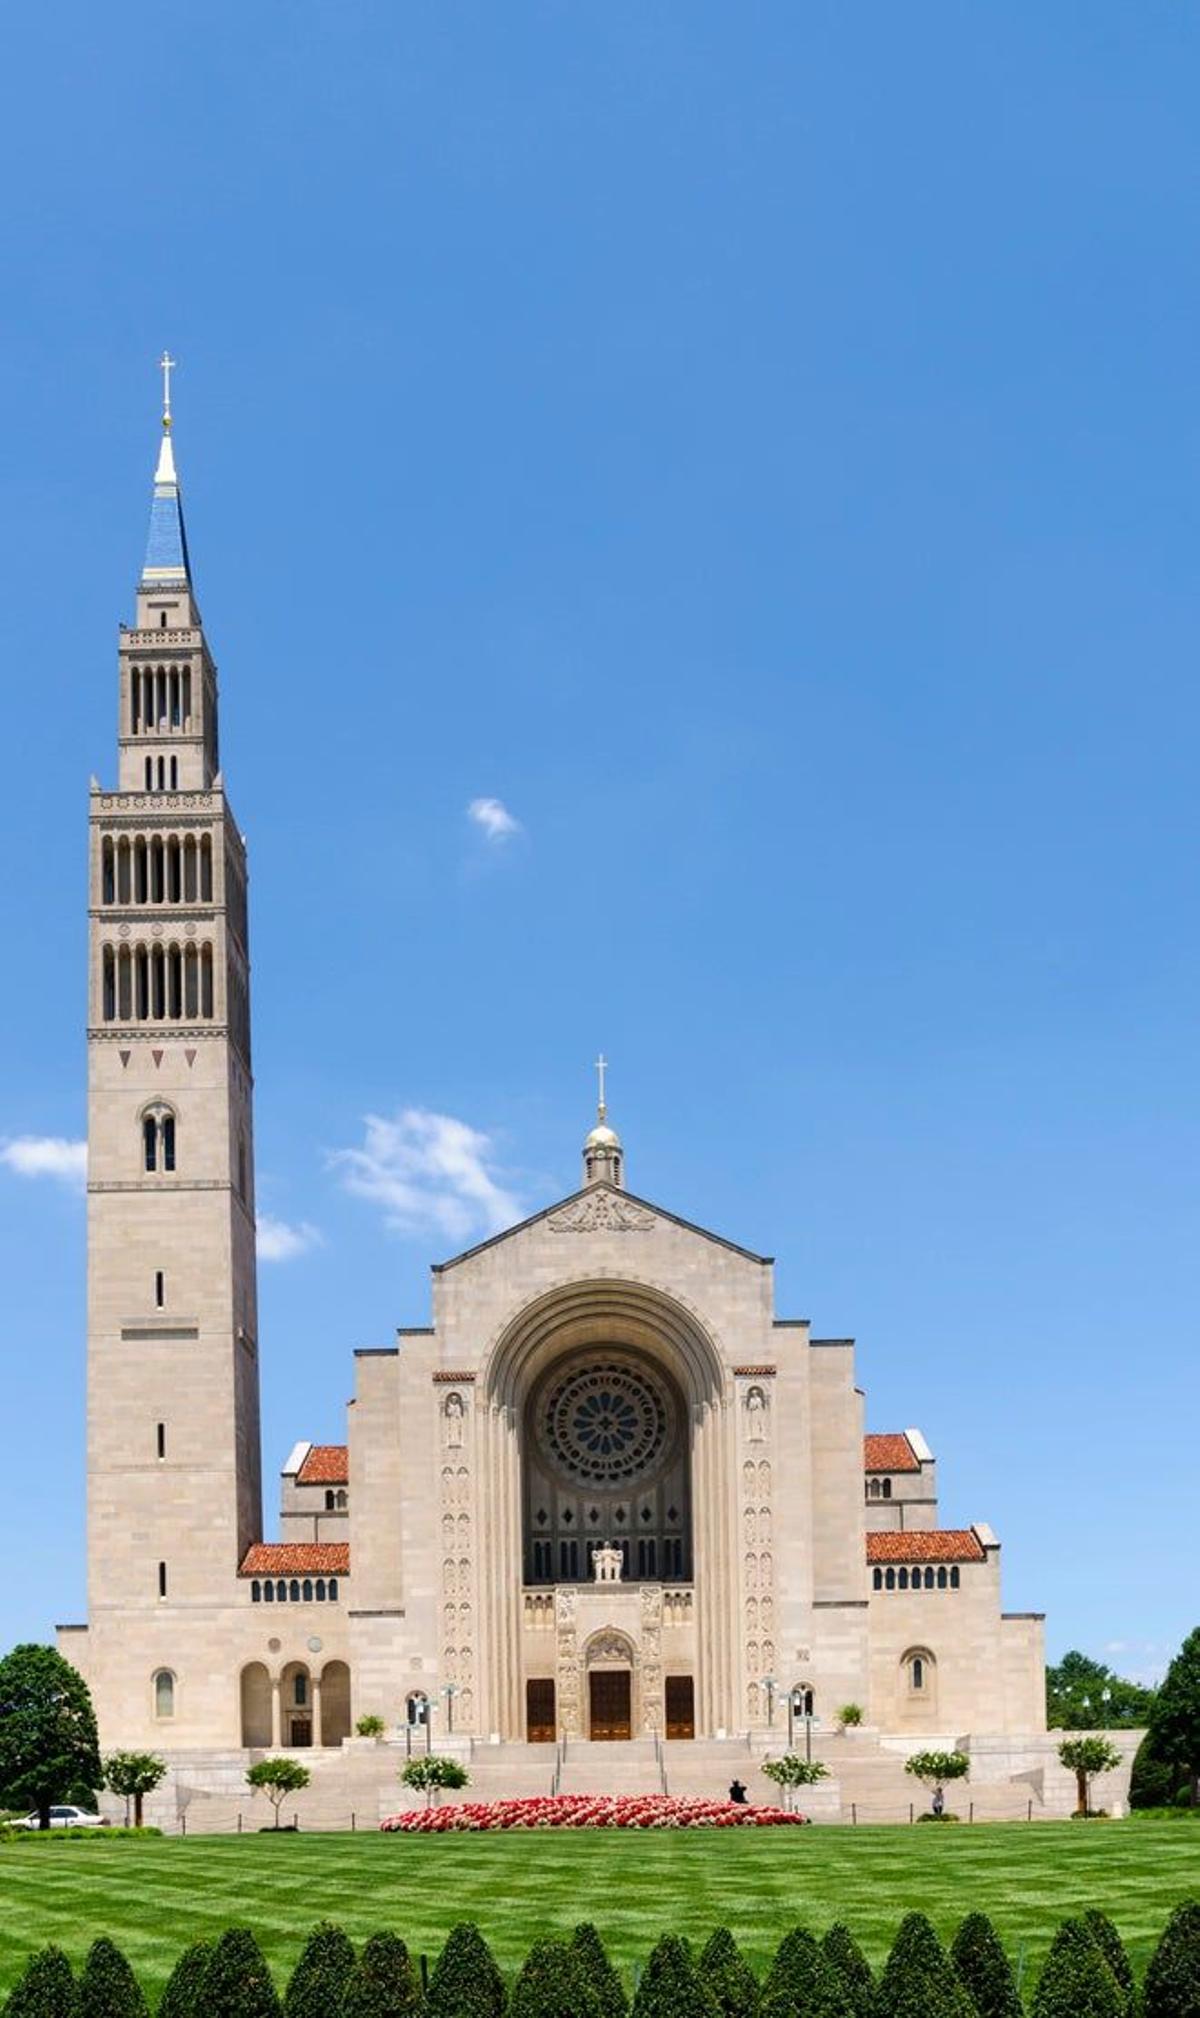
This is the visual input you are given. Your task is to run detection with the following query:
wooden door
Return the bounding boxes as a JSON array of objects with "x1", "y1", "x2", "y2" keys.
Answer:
[
  {"x1": 526, "y1": 1678, "x2": 556, "y2": 1743},
  {"x1": 665, "y1": 1675, "x2": 695, "y2": 1739},
  {"x1": 588, "y1": 1669, "x2": 632, "y2": 1740}
]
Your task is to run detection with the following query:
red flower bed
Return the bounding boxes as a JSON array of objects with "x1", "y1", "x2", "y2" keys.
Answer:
[{"x1": 381, "y1": 1793, "x2": 809, "y2": 1832}]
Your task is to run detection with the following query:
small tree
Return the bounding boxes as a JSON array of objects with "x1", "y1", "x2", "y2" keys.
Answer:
[
  {"x1": 246, "y1": 1756, "x2": 311, "y2": 1828},
  {"x1": 102, "y1": 1752, "x2": 166, "y2": 1828},
  {"x1": 426, "y1": 1924, "x2": 506, "y2": 2018},
  {"x1": 1147, "y1": 1626, "x2": 1200, "y2": 1807},
  {"x1": 400, "y1": 1753, "x2": 469, "y2": 1808},
  {"x1": 510, "y1": 1937, "x2": 599, "y2": 2018},
  {"x1": 631, "y1": 1936, "x2": 719, "y2": 2018},
  {"x1": 762, "y1": 1929, "x2": 851, "y2": 2018},
  {"x1": 696, "y1": 1928, "x2": 760, "y2": 2018},
  {"x1": 77, "y1": 1937, "x2": 148, "y2": 2018},
  {"x1": 355, "y1": 1714, "x2": 386, "y2": 1738},
  {"x1": 760, "y1": 1756, "x2": 829, "y2": 1812},
  {"x1": 1144, "y1": 1900, "x2": 1200, "y2": 2018},
  {"x1": 820, "y1": 1926, "x2": 874, "y2": 2018},
  {"x1": 197, "y1": 1930, "x2": 282, "y2": 2018},
  {"x1": 156, "y1": 1941, "x2": 212, "y2": 2018},
  {"x1": 1057, "y1": 1736, "x2": 1122, "y2": 1818},
  {"x1": 3, "y1": 1946, "x2": 80, "y2": 2018},
  {"x1": 1030, "y1": 1921, "x2": 1122, "y2": 2018},
  {"x1": 949, "y1": 1914, "x2": 1022, "y2": 2018},
  {"x1": 904, "y1": 1750, "x2": 970, "y2": 1815},
  {"x1": 875, "y1": 1913, "x2": 974, "y2": 2018},
  {"x1": 0, "y1": 1644, "x2": 102, "y2": 1831},
  {"x1": 282, "y1": 1923, "x2": 356, "y2": 2018},
  {"x1": 571, "y1": 1925, "x2": 629, "y2": 2018},
  {"x1": 341, "y1": 1932, "x2": 424, "y2": 2018},
  {"x1": 836, "y1": 1705, "x2": 864, "y2": 1729}
]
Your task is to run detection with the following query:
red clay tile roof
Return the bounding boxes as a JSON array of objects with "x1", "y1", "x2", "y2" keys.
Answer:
[
  {"x1": 296, "y1": 1445, "x2": 348, "y2": 1485},
  {"x1": 866, "y1": 1529, "x2": 985, "y2": 1564},
  {"x1": 240, "y1": 1543, "x2": 349, "y2": 1577},
  {"x1": 863, "y1": 1433, "x2": 919, "y2": 1473}
]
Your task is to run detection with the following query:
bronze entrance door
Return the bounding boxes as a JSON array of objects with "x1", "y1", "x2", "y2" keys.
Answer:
[
  {"x1": 588, "y1": 1668, "x2": 632, "y2": 1740},
  {"x1": 665, "y1": 1675, "x2": 695, "y2": 1739},
  {"x1": 526, "y1": 1678, "x2": 556, "y2": 1742}
]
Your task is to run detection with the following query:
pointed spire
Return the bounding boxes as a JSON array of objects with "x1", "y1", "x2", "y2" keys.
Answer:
[
  {"x1": 583, "y1": 1054, "x2": 624, "y2": 1188},
  {"x1": 141, "y1": 351, "x2": 191, "y2": 588}
]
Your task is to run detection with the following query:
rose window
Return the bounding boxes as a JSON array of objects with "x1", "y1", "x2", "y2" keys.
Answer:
[{"x1": 540, "y1": 1361, "x2": 671, "y2": 1487}]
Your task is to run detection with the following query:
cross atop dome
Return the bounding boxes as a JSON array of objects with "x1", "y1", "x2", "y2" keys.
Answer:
[
  {"x1": 583, "y1": 1054, "x2": 624, "y2": 1189},
  {"x1": 142, "y1": 349, "x2": 192, "y2": 590}
]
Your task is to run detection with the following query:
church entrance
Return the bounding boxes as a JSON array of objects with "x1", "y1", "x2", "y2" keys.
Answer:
[
  {"x1": 526, "y1": 1678, "x2": 556, "y2": 1742},
  {"x1": 665, "y1": 1675, "x2": 695, "y2": 1739},
  {"x1": 588, "y1": 1668, "x2": 632, "y2": 1740}
]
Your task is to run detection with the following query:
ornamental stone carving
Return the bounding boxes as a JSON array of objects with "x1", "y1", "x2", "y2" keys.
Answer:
[{"x1": 547, "y1": 1193, "x2": 656, "y2": 1233}]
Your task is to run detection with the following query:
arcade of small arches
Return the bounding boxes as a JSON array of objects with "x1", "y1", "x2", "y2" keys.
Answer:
[
  {"x1": 101, "y1": 832, "x2": 213, "y2": 906},
  {"x1": 239, "y1": 1658, "x2": 351, "y2": 1749},
  {"x1": 873, "y1": 1564, "x2": 960, "y2": 1591},
  {"x1": 101, "y1": 939, "x2": 215, "y2": 1022},
  {"x1": 127, "y1": 662, "x2": 195, "y2": 738}
]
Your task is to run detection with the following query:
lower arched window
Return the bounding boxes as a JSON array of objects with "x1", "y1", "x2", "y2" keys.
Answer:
[
  {"x1": 250, "y1": 1580, "x2": 261, "y2": 1603},
  {"x1": 153, "y1": 1670, "x2": 175, "y2": 1718},
  {"x1": 406, "y1": 1691, "x2": 430, "y2": 1727},
  {"x1": 902, "y1": 1647, "x2": 935, "y2": 1697},
  {"x1": 873, "y1": 1567, "x2": 882, "y2": 1590}
]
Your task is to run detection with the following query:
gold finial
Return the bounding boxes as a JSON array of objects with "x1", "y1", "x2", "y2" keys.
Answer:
[
  {"x1": 595, "y1": 1053, "x2": 608, "y2": 1122},
  {"x1": 159, "y1": 350, "x2": 177, "y2": 432}
]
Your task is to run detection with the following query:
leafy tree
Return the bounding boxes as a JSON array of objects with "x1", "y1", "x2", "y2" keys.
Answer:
[
  {"x1": 426, "y1": 1924, "x2": 506, "y2": 2018},
  {"x1": 630, "y1": 1936, "x2": 719, "y2": 2018},
  {"x1": 101, "y1": 1753, "x2": 166, "y2": 1829},
  {"x1": 761, "y1": 1929, "x2": 852, "y2": 2018},
  {"x1": 340, "y1": 1932, "x2": 424, "y2": 2018},
  {"x1": 1082, "y1": 1915, "x2": 1136, "y2": 2018},
  {"x1": 1030, "y1": 1921, "x2": 1122, "y2": 2018},
  {"x1": 571, "y1": 1925, "x2": 628, "y2": 2018},
  {"x1": 697, "y1": 1929, "x2": 760, "y2": 2018},
  {"x1": 156, "y1": 1941, "x2": 212, "y2": 2018},
  {"x1": 1143, "y1": 1900, "x2": 1200, "y2": 2018},
  {"x1": 836, "y1": 1705, "x2": 864, "y2": 1728},
  {"x1": 903, "y1": 1751, "x2": 970, "y2": 1814},
  {"x1": 355, "y1": 1715, "x2": 386, "y2": 1738},
  {"x1": 1046, "y1": 1651, "x2": 1157, "y2": 1730},
  {"x1": 1128, "y1": 1729, "x2": 1183, "y2": 1811},
  {"x1": 760, "y1": 1756, "x2": 829, "y2": 1811},
  {"x1": 3, "y1": 1946, "x2": 80, "y2": 2017},
  {"x1": 509, "y1": 1938, "x2": 598, "y2": 2018},
  {"x1": 875, "y1": 1914, "x2": 973, "y2": 2018},
  {"x1": 246, "y1": 1757, "x2": 311, "y2": 1827},
  {"x1": 0, "y1": 1645, "x2": 102, "y2": 1830},
  {"x1": 400, "y1": 1755, "x2": 470, "y2": 1808},
  {"x1": 282, "y1": 1924, "x2": 355, "y2": 2018},
  {"x1": 1148, "y1": 1627, "x2": 1200, "y2": 1806},
  {"x1": 1057, "y1": 1736, "x2": 1122, "y2": 1817},
  {"x1": 77, "y1": 1938, "x2": 147, "y2": 2018},
  {"x1": 197, "y1": 1930, "x2": 282, "y2": 2018},
  {"x1": 950, "y1": 1914, "x2": 1022, "y2": 2018},
  {"x1": 820, "y1": 1925, "x2": 874, "y2": 2018}
]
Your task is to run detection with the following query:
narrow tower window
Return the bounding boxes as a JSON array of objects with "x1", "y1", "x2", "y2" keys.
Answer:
[
  {"x1": 143, "y1": 1116, "x2": 158, "y2": 1172},
  {"x1": 155, "y1": 1271, "x2": 165, "y2": 1308},
  {"x1": 154, "y1": 1669, "x2": 174, "y2": 1715},
  {"x1": 102, "y1": 947, "x2": 116, "y2": 1022},
  {"x1": 101, "y1": 839, "x2": 115, "y2": 905},
  {"x1": 156, "y1": 1422, "x2": 166, "y2": 1458},
  {"x1": 158, "y1": 1561, "x2": 167, "y2": 1599},
  {"x1": 162, "y1": 1115, "x2": 175, "y2": 1170}
]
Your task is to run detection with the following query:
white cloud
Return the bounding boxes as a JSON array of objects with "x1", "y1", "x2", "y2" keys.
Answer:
[
  {"x1": 256, "y1": 1214, "x2": 322, "y2": 1263},
  {"x1": 331, "y1": 1108, "x2": 522, "y2": 1244},
  {"x1": 0, "y1": 1136, "x2": 87, "y2": 1188},
  {"x1": 467, "y1": 796, "x2": 521, "y2": 843}
]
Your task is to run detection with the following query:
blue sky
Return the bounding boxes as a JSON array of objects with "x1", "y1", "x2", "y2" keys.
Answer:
[{"x1": 0, "y1": 3, "x2": 1196, "y2": 1680}]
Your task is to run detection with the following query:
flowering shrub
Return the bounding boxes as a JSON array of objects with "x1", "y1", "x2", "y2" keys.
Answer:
[{"x1": 381, "y1": 1792, "x2": 809, "y2": 1832}]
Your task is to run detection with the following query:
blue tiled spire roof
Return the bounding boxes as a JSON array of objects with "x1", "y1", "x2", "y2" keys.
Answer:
[{"x1": 141, "y1": 426, "x2": 191, "y2": 586}]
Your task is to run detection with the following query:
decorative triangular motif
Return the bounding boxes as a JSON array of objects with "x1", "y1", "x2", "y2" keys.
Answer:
[
  {"x1": 118, "y1": 1051, "x2": 131, "y2": 1069},
  {"x1": 152, "y1": 1049, "x2": 164, "y2": 1068},
  {"x1": 184, "y1": 1049, "x2": 196, "y2": 1068},
  {"x1": 547, "y1": 1190, "x2": 656, "y2": 1233}
]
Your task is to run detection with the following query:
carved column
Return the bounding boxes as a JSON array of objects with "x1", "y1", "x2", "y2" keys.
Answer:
[
  {"x1": 435, "y1": 1376, "x2": 477, "y2": 1734},
  {"x1": 736, "y1": 1370, "x2": 777, "y2": 1729},
  {"x1": 555, "y1": 1589, "x2": 581, "y2": 1736}
]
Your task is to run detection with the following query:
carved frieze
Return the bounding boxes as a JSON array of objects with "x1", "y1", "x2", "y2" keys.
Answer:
[{"x1": 547, "y1": 1193, "x2": 656, "y2": 1233}]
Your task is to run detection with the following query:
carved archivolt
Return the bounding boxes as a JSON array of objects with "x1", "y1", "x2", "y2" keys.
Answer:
[{"x1": 547, "y1": 1193, "x2": 656, "y2": 1233}]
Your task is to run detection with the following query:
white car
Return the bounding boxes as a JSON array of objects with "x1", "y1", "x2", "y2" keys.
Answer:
[{"x1": 16, "y1": 1804, "x2": 110, "y2": 1829}]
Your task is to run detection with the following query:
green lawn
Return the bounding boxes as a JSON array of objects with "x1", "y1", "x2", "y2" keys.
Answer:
[{"x1": 0, "y1": 1823, "x2": 1197, "y2": 2004}]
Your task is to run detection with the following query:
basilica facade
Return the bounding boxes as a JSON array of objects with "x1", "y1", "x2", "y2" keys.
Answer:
[{"x1": 63, "y1": 394, "x2": 1045, "y2": 1769}]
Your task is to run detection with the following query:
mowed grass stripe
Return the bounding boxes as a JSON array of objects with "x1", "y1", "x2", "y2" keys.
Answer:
[{"x1": 0, "y1": 1824, "x2": 1196, "y2": 2001}]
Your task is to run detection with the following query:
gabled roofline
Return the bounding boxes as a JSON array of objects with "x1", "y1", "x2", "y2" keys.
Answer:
[{"x1": 431, "y1": 1182, "x2": 773, "y2": 1273}]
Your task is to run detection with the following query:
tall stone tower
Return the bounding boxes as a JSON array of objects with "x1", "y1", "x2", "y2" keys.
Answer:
[{"x1": 83, "y1": 366, "x2": 262, "y2": 1739}]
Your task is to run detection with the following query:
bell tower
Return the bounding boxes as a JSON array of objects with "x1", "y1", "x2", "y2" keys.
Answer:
[{"x1": 85, "y1": 363, "x2": 262, "y2": 1727}]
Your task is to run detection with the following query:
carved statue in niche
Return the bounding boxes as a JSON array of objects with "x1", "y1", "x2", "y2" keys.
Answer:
[
  {"x1": 442, "y1": 1557, "x2": 456, "y2": 1594},
  {"x1": 758, "y1": 1460, "x2": 771, "y2": 1493},
  {"x1": 443, "y1": 1391, "x2": 465, "y2": 1449},
  {"x1": 744, "y1": 1552, "x2": 758, "y2": 1591},
  {"x1": 743, "y1": 1459, "x2": 756, "y2": 1494},
  {"x1": 593, "y1": 1543, "x2": 623, "y2": 1584},
  {"x1": 745, "y1": 1385, "x2": 767, "y2": 1443}
]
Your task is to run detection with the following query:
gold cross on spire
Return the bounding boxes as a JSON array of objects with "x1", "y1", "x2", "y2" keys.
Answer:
[
  {"x1": 595, "y1": 1053, "x2": 608, "y2": 1121},
  {"x1": 159, "y1": 351, "x2": 177, "y2": 431}
]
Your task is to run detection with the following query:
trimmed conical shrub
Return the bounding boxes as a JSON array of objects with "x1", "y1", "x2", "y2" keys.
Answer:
[
  {"x1": 950, "y1": 1915, "x2": 1021, "y2": 2018},
  {"x1": 426, "y1": 1925, "x2": 506, "y2": 2018},
  {"x1": 509, "y1": 1938, "x2": 598, "y2": 2018},
  {"x1": 630, "y1": 1937, "x2": 718, "y2": 2018},
  {"x1": 3, "y1": 1946, "x2": 79, "y2": 2018},
  {"x1": 761, "y1": 1929, "x2": 851, "y2": 2018},
  {"x1": 697, "y1": 1930, "x2": 760, "y2": 2018},
  {"x1": 156, "y1": 1942, "x2": 212, "y2": 2018},
  {"x1": 76, "y1": 1941, "x2": 147, "y2": 2018},
  {"x1": 197, "y1": 1930, "x2": 282, "y2": 2018},
  {"x1": 283, "y1": 1924, "x2": 355, "y2": 2018},
  {"x1": 1030, "y1": 1921, "x2": 1123, "y2": 2018},
  {"x1": 820, "y1": 1926, "x2": 874, "y2": 2018},
  {"x1": 1144, "y1": 1901, "x2": 1200, "y2": 2018},
  {"x1": 876, "y1": 1914, "x2": 973, "y2": 2018},
  {"x1": 1083, "y1": 1915, "x2": 1137, "y2": 2018},
  {"x1": 340, "y1": 1932, "x2": 424, "y2": 2018},
  {"x1": 571, "y1": 1927, "x2": 627, "y2": 2018}
]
